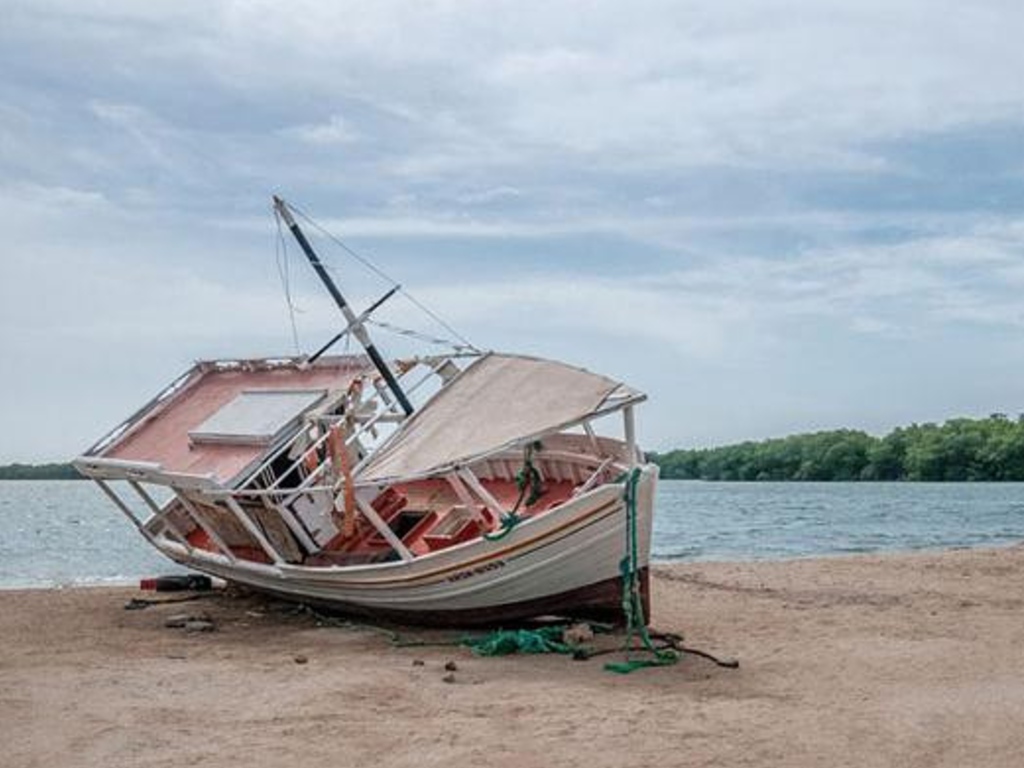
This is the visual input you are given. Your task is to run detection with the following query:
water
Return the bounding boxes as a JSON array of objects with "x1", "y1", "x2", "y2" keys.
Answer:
[
  {"x1": 653, "y1": 480, "x2": 1024, "y2": 561},
  {"x1": 0, "y1": 480, "x2": 184, "y2": 589},
  {"x1": 2, "y1": 479, "x2": 1023, "y2": 588}
]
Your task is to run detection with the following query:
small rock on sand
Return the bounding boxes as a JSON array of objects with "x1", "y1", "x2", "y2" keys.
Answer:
[{"x1": 563, "y1": 623, "x2": 594, "y2": 645}]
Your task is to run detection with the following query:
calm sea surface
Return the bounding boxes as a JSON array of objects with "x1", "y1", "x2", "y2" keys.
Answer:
[{"x1": 2, "y1": 479, "x2": 1023, "y2": 588}]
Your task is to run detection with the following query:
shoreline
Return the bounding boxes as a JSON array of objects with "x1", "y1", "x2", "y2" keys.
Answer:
[
  {"x1": 4, "y1": 545, "x2": 1024, "y2": 767},
  {"x1": 5, "y1": 539, "x2": 1023, "y2": 593}
]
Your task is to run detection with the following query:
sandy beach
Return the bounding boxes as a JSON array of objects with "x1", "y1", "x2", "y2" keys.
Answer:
[{"x1": 3, "y1": 545, "x2": 1024, "y2": 768}]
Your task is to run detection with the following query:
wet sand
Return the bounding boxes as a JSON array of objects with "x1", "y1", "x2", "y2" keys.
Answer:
[{"x1": 3, "y1": 545, "x2": 1024, "y2": 768}]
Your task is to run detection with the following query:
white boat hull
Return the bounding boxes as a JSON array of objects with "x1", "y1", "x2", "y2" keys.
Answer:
[{"x1": 156, "y1": 466, "x2": 658, "y2": 625}]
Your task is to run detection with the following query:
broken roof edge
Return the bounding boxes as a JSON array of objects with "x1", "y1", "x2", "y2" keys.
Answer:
[
  {"x1": 72, "y1": 455, "x2": 220, "y2": 491},
  {"x1": 192, "y1": 353, "x2": 370, "y2": 375},
  {"x1": 82, "y1": 353, "x2": 372, "y2": 459}
]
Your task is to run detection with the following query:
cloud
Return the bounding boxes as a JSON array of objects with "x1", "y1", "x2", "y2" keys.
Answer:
[
  {"x1": 455, "y1": 186, "x2": 522, "y2": 205},
  {"x1": 406, "y1": 274, "x2": 741, "y2": 359},
  {"x1": 13, "y1": 0, "x2": 1023, "y2": 187},
  {"x1": 2, "y1": 1, "x2": 1024, "y2": 459},
  {"x1": 282, "y1": 115, "x2": 360, "y2": 146},
  {"x1": 88, "y1": 101, "x2": 180, "y2": 171}
]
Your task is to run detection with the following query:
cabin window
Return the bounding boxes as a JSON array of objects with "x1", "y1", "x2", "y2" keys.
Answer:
[{"x1": 189, "y1": 389, "x2": 326, "y2": 446}]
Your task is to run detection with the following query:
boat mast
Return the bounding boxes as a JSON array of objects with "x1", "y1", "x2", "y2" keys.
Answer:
[{"x1": 273, "y1": 196, "x2": 414, "y2": 416}]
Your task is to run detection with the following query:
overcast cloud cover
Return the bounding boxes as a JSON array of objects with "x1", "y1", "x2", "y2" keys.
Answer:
[{"x1": 2, "y1": 0, "x2": 1024, "y2": 461}]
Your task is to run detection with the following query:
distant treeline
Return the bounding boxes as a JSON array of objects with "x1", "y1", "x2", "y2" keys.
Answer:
[
  {"x1": 0, "y1": 463, "x2": 82, "y2": 480},
  {"x1": 650, "y1": 415, "x2": 1024, "y2": 481}
]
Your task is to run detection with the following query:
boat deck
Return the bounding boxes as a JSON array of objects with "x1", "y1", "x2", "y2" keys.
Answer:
[{"x1": 186, "y1": 476, "x2": 580, "y2": 566}]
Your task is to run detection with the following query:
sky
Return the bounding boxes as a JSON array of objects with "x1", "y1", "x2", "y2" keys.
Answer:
[{"x1": 2, "y1": 0, "x2": 1024, "y2": 462}]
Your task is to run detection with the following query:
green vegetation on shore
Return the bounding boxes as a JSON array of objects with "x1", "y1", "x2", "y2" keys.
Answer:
[
  {"x1": 0, "y1": 463, "x2": 82, "y2": 480},
  {"x1": 651, "y1": 414, "x2": 1024, "y2": 481},
  {"x1": 7, "y1": 413, "x2": 1024, "y2": 483}
]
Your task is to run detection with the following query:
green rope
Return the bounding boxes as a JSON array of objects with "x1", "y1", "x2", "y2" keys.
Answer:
[
  {"x1": 483, "y1": 441, "x2": 543, "y2": 542},
  {"x1": 461, "y1": 625, "x2": 577, "y2": 656},
  {"x1": 604, "y1": 467, "x2": 679, "y2": 674},
  {"x1": 482, "y1": 511, "x2": 522, "y2": 541}
]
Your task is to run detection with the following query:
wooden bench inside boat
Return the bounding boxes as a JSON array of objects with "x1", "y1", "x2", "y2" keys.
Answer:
[
  {"x1": 322, "y1": 487, "x2": 408, "y2": 553},
  {"x1": 365, "y1": 508, "x2": 439, "y2": 548},
  {"x1": 422, "y1": 505, "x2": 483, "y2": 551}
]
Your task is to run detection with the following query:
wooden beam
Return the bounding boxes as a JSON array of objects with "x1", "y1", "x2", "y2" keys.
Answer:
[
  {"x1": 173, "y1": 489, "x2": 236, "y2": 562},
  {"x1": 624, "y1": 405, "x2": 637, "y2": 468},
  {"x1": 94, "y1": 479, "x2": 159, "y2": 547},
  {"x1": 128, "y1": 480, "x2": 193, "y2": 553},
  {"x1": 445, "y1": 472, "x2": 492, "y2": 528},
  {"x1": 223, "y1": 495, "x2": 285, "y2": 565},
  {"x1": 457, "y1": 468, "x2": 506, "y2": 528},
  {"x1": 355, "y1": 496, "x2": 413, "y2": 561}
]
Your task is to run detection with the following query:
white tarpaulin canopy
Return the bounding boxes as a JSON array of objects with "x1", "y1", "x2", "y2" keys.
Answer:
[{"x1": 356, "y1": 354, "x2": 642, "y2": 483}]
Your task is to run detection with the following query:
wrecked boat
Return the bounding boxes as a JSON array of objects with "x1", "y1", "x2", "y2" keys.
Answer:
[{"x1": 74, "y1": 197, "x2": 658, "y2": 626}]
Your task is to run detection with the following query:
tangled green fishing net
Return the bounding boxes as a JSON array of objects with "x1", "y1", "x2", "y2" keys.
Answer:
[{"x1": 461, "y1": 626, "x2": 574, "y2": 656}]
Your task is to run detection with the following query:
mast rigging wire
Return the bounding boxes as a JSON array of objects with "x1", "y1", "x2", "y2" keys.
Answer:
[
  {"x1": 366, "y1": 319, "x2": 474, "y2": 351},
  {"x1": 274, "y1": 207, "x2": 303, "y2": 356},
  {"x1": 286, "y1": 202, "x2": 478, "y2": 353}
]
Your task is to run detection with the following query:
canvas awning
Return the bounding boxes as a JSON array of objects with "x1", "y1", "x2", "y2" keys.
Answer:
[{"x1": 356, "y1": 353, "x2": 643, "y2": 483}]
